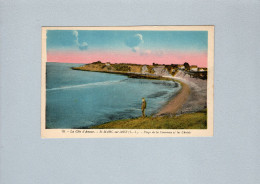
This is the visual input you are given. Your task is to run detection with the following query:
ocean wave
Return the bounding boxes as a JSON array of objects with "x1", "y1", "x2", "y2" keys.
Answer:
[
  {"x1": 47, "y1": 79, "x2": 125, "y2": 91},
  {"x1": 147, "y1": 91, "x2": 168, "y2": 98}
]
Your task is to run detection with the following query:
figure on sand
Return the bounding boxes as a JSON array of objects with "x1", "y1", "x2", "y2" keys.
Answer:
[{"x1": 142, "y1": 97, "x2": 146, "y2": 117}]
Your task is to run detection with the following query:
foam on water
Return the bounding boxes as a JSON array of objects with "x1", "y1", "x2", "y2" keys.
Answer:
[{"x1": 47, "y1": 79, "x2": 124, "y2": 91}]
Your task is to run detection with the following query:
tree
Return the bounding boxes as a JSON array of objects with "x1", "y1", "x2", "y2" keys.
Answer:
[
  {"x1": 184, "y1": 62, "x2": 190, "y2": 71},
  {"x1": 171, "y1": 64, "x2": 178, "y2": 69},
  {"x1": 92, "y1": 61, "x2": 102, "y2": 64}
]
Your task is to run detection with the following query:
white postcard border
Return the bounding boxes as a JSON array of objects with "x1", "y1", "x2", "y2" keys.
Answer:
[{"x1": 41, "y1": 26, "x2": 214, "y2": 138}]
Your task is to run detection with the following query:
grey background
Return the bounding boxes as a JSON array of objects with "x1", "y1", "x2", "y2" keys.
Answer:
[{"x1": 0, "y1": 0, "x2": 259, "y2": 183}]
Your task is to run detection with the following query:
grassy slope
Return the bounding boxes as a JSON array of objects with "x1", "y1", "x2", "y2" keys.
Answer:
[{"x1": 91, "y1": 109, "x2": 207, "y2": 129}]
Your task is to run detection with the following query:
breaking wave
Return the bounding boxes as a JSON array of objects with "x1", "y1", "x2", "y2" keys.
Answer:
[{"x1": 47, "y1": 79, "x2": 125, "y2": 91}]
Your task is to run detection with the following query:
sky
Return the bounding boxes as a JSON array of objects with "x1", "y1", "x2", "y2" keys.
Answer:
[{"x1": 46, "y1": 30, "x2": 208, "y2": 67}]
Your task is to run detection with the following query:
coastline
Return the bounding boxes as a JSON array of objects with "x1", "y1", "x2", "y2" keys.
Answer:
[
  {"x1": 70, "y1": 66, "x2": 207, "y2": 129},
  {"x1": 155, "y1": 80, "x2": 190, "y2": 116},
  {"x1": 89, "y1": 70, "x2": 208, "y2": 129},
  {"x1": 160, "y1": 70, "x2": 207, "y2": 115},
  {"x1": 72, "y1": 67, "x2": 174, "y2": 81},
  {"x1": 72, "y1": 66, "x2": 207, "y2": 117}
]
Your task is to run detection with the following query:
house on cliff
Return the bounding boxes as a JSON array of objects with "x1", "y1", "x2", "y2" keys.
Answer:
[
  {"x1": 190, "y1": 65, "x2": 198, "y2": 71},
  {"x1": 198, "y1": 67, "x2": 207, "y2": 71},
  {"x1": 178, "y1": 65, "x2": 185, "y2": 70}
]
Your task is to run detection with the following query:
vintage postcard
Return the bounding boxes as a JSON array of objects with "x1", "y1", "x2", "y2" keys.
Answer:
[{"x1": 41, "y1": 26, "x2": 214, "y2": 138}]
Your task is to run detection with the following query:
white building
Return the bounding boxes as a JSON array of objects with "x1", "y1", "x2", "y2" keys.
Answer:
[
  {"x1": 190, "y1": 65, "x2": 198, "y2": 71},
  {"x1": 178, "y1": 65, "x2": 185, "y2": 70}
]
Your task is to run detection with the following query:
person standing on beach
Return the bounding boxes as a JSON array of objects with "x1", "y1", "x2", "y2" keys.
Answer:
[{"x1": 142, "y1": 97, "x2": 147, "y2": 117}]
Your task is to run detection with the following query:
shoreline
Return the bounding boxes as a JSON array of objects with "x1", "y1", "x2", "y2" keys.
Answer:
[
  {"x1": 155, "y1": 80, "x2": 190, "y2": 116},
  {"x1": 72, "y1": 67, "x2": 174, "y2": 81},
  {"x1": 72, "y1": 67, "x2": 207, "y2": 117},
  {"x1": 163, "y1": 71, "x2": 207, "y2": 115}
]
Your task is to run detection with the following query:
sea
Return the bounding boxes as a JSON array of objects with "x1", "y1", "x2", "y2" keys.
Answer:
[{"x1": 46, "y1": 62, "x2": 181, "y2": 129}]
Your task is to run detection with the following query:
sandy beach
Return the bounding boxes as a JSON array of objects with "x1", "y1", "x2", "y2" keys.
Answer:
[{"x1": 156, "y1": 70, "x2": 207, "y2": 116}]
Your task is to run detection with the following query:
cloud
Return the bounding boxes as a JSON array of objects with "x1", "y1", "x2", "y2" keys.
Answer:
[
  {"x1": 125, "y1": 34, "x2": 144, "y2": 52},
  {"x1": 72, "y1": 30, "x2": 78, "y2": 38},
  {"x1": 73, "y1": 30, "x2": 88, "y2": 50},
  {"x1": 140, "y1": 49, "x2": 152, "y2": 56},
  {"x1": 132, "y1": 47, "x2": 140, "y2": 53},
  {"x1": 154, "y1": 50, "x2": 165, "y2": 56},
  {"x1": 78, "y1": 42, "x2": 88, "y2": 50}
]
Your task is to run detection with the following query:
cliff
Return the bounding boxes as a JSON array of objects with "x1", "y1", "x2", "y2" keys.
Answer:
[{"x1": 72, "y1": 62, "x2": 177, "y2": 78}]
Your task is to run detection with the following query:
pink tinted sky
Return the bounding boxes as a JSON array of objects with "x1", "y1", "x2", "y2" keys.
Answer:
[{"x1": 47, "y1": 50, "x2": 207, "y2": 67}]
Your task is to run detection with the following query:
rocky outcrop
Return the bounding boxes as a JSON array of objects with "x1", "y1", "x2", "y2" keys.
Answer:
[
  {"x1": 152, "y1": 66, "x2": 171, "y2": 76},
  {"x1": 141, "y1": 65, "x2": 149, "y2": 74}
]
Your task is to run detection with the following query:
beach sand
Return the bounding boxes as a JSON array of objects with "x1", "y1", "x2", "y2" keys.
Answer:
[{"x1": 156, "y1": 71, "x2": 207, "y2": 116}]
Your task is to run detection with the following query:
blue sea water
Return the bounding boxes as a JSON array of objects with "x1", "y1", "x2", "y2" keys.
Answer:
[{"x1": 46, "y1": 62, "x2": 181, "y2": 129}]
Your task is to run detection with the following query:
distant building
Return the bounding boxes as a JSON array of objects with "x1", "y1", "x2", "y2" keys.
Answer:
[
  {"x1": 178, "y1": 65, "x2": 185, "y2": 70},
  {"x1": 190, "y1": 65, "x2": 198, "y2": 71},
  {"x1": 105, "y1": 62, "x2": 111, "y2": 66},
  {"x1": 198, "y1": 67, "x2": 207, "y2": 71}
]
